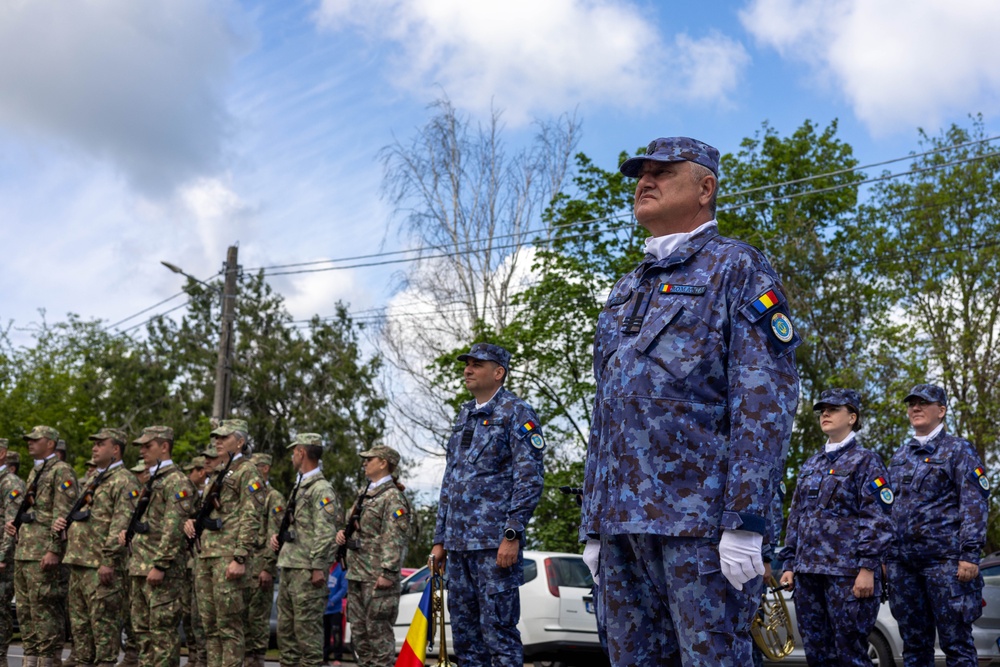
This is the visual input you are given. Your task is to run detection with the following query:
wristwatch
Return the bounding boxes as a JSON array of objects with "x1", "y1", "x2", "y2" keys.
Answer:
[
  {"x1": 503, "y1": 528, "x2": 521, "y2": 542},
  {"x1": 233, "y1": 555, "x2": 246, "y2": 565}
]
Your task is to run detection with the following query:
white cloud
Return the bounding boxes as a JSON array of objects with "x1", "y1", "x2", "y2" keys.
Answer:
[
  {"x1": 314, "y1": 0, "x2": 750, "y2": 123},
  {"x1": 0, "y1": 0, "x2": 250, "y2": 195},
  {"x1": 740, "y1": 0, "x2": 1000, "y2": 134}
]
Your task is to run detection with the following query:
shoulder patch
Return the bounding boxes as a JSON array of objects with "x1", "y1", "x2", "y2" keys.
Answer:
[
  {"x1": 59, "y1": 479, "x2": 75, "y2": 492},
  {"x1": 8, "y1": 489, "x2": 20, "y2": 500},
  {"x1": 878, "y1": 487, "x2": 894, "y2": 506},
  {"x1": 970, "y1": 467, "x2": 991, "y2": 496},
  {"x1": 319, "y1": 496, "x2": 337, "y2": 515},
  {"x1": 272, "y1": 505, "x2": 283, "y2": 515},
  {"x1": 247, "y1": 481, "x2": 262, "y2": 493},
  {"x1": 778, "y1": 481, "x2": 786, "y2": 498},
  {"x1": 129, "y1": 489, "x2": 140, "y2": 499},
  {"x1": 770, "y1": 312, "x2": 794, "y2": 343},
  {"x1": 530, "y1": 433, "x2": 545, "y2": 450},
  {"x1": 393, "y1": 507, "x2": 406, "y2": 519},
  {"x1": 174, "y1": 489, "x2": 190, "y2": 502},
  {"x1": 517, "y1": 420, "x2": 539, "y2": 437}
]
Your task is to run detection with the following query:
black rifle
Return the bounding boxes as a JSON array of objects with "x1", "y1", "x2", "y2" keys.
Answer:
[
  {"x1": 274, "y1": 474, "x2": 302, "y2": 554},
  {"x1": 58, "y1": 468, "x2": 109, "y2": 540},
  {"x1": 335, "y1": 481, "x2": 371, "y2": 571},
  {"x1": 124, "y1": 458, "x2": 164, "y2": 551},
  {"x1": 4, "y1": 458, "x2": 54, "y2": 559},
  {"x1": 187, "y1": 451, "x2": 235, "y2": 552},
  {"x1": 559, "y1": 484, "x2": 584, "y2": 507}
]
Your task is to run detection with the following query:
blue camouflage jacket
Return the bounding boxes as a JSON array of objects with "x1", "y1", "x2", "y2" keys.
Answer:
[
  {"x1": 779, "y1": 439, "x2": 893, "y2": 576},
  {"x1": 433, "y1": 387, "x2": 546, "y2": 551},
  {"x1": 580, "y1": 226, "x2": 800, "y2": 540},
  {"x1": 888, "y1": 428, "x2": 989, "y2": 564}
]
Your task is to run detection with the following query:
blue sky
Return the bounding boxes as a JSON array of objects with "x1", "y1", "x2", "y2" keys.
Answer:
[{"x1": 2, "y1": 0, "x2": 1000, "y2": 344}]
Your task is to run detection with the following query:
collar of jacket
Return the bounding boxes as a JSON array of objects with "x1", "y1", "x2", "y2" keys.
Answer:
[
  {"x1": 823, "y1": 437, "x2": 859, "y2": 462},
  {"x1": 464, "y1": 387, "x2": 511, "y2": 417},
  {"x1": 909, "y1": 427, "x2": 946, "y2": 453},
  {"x1": 641, "y1": 224, "x2": 719, "y2": 272}
]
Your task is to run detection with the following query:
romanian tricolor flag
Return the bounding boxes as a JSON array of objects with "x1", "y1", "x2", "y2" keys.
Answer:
[
  {"x1": 394, "y1": 508, "x2": 406, "y2": 518},
  {"x1": 869, "y1": 477, "x2": 888, "y2": 493},
  {"x1": 129, "y1": 489, "x2": 140, "y2": 499},
  {"x1": 61, "y1": 480, "x2": 73, "y2": 490},
  {"x1": 395, "y1": 581, "x2": 432, "y2": 667},
  {"x1": 247, "y1": 481, "x2": 262, "y2": 493},
  {"x1": 518, "y1": 421, "x2": 538, "y2": 436},
  {"x1": 175, "y1": 490, "x2": 189, "y2": 501},
  {"x1": 8, "y1": 489, "x2": 19, "y2": 500},
  {"x1": 750, "y1": 290, "x2": 779, "y2": 314}
]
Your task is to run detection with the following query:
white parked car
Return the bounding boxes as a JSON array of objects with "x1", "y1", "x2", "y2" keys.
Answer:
[{"x1": 391, "y1": 550, "x2": 607, "y2": 667}]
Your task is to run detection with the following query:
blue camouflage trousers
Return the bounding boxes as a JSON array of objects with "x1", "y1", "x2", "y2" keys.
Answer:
[
  {"x1": 794, "y1": 572, "x2": 880, "y2": 667},
  {"x1": 888, "y1": 560, "x2": 983, "y2": 667},
  {"x1": 600, "y1": 534, "x2": 762, "y2": 667},
  {"x1": 447, "y1": 549, "x2": 523, "y2": 667}
]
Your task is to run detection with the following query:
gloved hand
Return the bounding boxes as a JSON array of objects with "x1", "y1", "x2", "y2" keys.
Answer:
[
  {"x1": 719, "y1": 529, "x2": 764, "y2": 591},
  {"x1": 582, "y1": 538, "x2": 600, "y2": 585}
]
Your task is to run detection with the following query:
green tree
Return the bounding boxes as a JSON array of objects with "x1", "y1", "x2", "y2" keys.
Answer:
[{"x1": 857, "y1": 116, "x2": 1000, "y2": 549}]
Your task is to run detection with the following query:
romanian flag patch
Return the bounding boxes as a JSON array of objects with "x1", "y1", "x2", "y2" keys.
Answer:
[
  {"x1": 61, "y1": 480, "x2": 73, "y2": 490},
  {"x1": 248, "y1": 481, "x2": 262, "y2": 493},
  {"x1": 518, "y1": 421, "x2": 538, "y2": 436},
  {"x1": 175, "y1": 490, "x2": 189, "y2": 501},
  {"x1": 868, "y1": 477, "x2": 888, "y2": 494},
  {"x1": 8, "y1": 489, "x2": 19, "y2": 500},
  {"x1": 394, "y1": 508, "x2": 406, "y2": 518},
  {"x1": 319, "y1": 497, "x2": 333, "y2": 508},
  {"x1": 272, "y1": 505, "x2": 283, "y2": 515},
  {"x1": 750, "y1": 290, "x2": 779, "y2": 314},
  {"x1": 971, "y1": 466, "x2": 990, "y2": 494},
  {"x1": 129, "y1": 489, "x2": 140, "y2": 499}
]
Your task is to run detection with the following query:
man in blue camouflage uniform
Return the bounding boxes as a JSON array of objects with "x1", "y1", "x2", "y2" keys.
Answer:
[
  {"x1": 887, "y1": 384, "x2": 988, "y2": 667},
  {"x1": 778, "y1": 389, "x2": 893, "y2": 666},
  {"x1": 430, "y1": 343, "x2": 545, "y2": 667},
  {"x1": 579, "y1": 137, "x2": 800, "y2": 667}
]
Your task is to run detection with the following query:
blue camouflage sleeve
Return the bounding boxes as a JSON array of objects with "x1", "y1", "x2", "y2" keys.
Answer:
[
  {"x1": 433, "y1": 424, "x2": 459, "y2": 545},
  {"x1": 723, "y1": 264, "x2": 800, "y2": 535},
  {"x1": 957, "y1": 440, "x2": 989, "y2": 564},
  {"x1": 856, "y1": 452, "x2": 894, "y2": 570},
  {"x1": 777, "y1": 476, "x2": 803, "y2": 572},
  {"x1": 506, "y1": 403, "x2": 546, "y2": 534}
]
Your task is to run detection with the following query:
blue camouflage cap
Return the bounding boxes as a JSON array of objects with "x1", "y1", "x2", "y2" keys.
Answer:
[
  {"x1": 620, "y1": 136, "x2": 721, "y2": 177},
  {"x1": 904, "y1": 383, "x2": 947, "y2": 405},
  {"x1": 813, "y1": 388, "x2": 862, "y2": 414},
  {"x1": 457, "y1": 343, "x2": 511, "y2": 370}
]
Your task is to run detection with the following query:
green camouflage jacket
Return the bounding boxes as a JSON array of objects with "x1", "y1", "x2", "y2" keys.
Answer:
[
  {"x1": 253, "y1": 484, "x2": 285, "y2": 577},
  {"x1": 344, "y1": 480, "x2": 410, "y2": 584},
  {"x1": 64, "y1": 463, "x2": 140, "y2": 569},
  {"x1": 15, "y1": 457, "x2": 78, "y2": 561},
  {"x1": 0, "y1": 466, "x2": 26, "y2": 563},
  {"x1": 198, "y1": 455, "x2": 264, "y2": 562},
  {"x1": 129, "y1": 463, "x2": 195, "y2": 575},
  {"x1": 276, "y1": 472, "x2": 340, "y2": 571}
]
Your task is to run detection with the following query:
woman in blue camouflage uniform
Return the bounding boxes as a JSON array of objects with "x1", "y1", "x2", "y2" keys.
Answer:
[{"x1": 778, "y1": 389, "x2": 893, "y2": 667}]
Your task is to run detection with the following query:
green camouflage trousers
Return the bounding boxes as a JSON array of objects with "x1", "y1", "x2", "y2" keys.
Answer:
[
  {"x1": 277, "y1": 568, "x2": 328, "y2": 667},
  {"x1": 245, "y1": 576, "x2": 275, "y2": 655},
  {"x1": 195, "y1": 557, "x2": 249, "y2": 667},
  {"x1": 130, "y1": 573, "x2": 184, "y2": 667},
  {"x1": 14, "y1": 560, "x2": 65, "y2": 657},
  {"x1": 347, "y1": 580, "x2": 400, "y2": 667},
  {"x1": 0, "y1": 564, "x2": 14, "y2": 658},
  {"x1": 181, "y1": 569, "x2": 206, "y2": 665},
  {"x1": 68, "y1": 565, "x2": 124, "y2": 664}
]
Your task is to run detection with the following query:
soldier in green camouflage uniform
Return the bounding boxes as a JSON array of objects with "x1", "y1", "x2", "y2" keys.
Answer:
[
  {"x1": 336, "y1": 445, "x2": 410, "y2": 667},
  {"x1": 245, "y1": 453, "x2": 284, "y2": 667},
  {"x1": 121, "y1": 426, "x2": 196, "y2": 667},
  {"x1": 270, "y1": 433, "x2": 341, "y2": 667},
  {"x1": 0, "y1": 442, "x2": 26, "y2": 667},
  {"x1": 3, "y1": 425, "x2": 79, "y2": 667},
  {"x1": 184, "y1": 420, "x2": 264, "y2": 667},
  {"x1": 52, "y1": 427, "x2": 139, "y2": 667},
  {"x1": 181, "y1": 456, "x2": 208, "y2": 667}
]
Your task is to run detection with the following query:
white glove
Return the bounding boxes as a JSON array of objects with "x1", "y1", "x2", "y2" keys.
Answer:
[
  {"x1": 719, "y1": 529, "x2": 764, "y2": 591},
  {"x1": 582, "y1": 538, "x2": 601, "y2": 585}
]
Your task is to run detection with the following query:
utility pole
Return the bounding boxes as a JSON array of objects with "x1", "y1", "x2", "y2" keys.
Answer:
[{"x1": 213, "y1": 245, "x2": 239, "y2": 421}]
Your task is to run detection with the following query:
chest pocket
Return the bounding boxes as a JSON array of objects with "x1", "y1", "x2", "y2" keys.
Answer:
[
  {"x1": 469, "y1": 422, "x2": 509, "y2": 473},
  {"x1": 916, "y1": 462, "x2": 952, "y2": 497},
  {"x1": 636, "y1": 299, "x2": 721, "y2": 380},
  {"x1": 819, "y1": 472, "x2": 853, "y2": 516},
  {"x1": 360, "y1": 499, "x2": 383, "y2": 536}
]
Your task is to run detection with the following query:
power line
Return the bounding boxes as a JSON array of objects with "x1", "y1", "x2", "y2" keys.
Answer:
[{"x1": 104, "y1": 290, "x2": 187, "y2": 330}]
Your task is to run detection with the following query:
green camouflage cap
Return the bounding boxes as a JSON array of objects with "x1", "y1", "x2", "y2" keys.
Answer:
[
  {"x1": 359, "y1": 445, "x2": 401, "y2": 466},
  {"x1": 130, "y1": 461, "x2": 148, "y2": 474},
  {"x1": 201, "y1": 443, "x2": 221, "y2": 458},
  {"x1": 24, "y1": 425, "x2": 60, "y2": 441},
  {"x1": 132, "y1": 425, "x2": 174, "y2": 445},
  {"x1": 184, "y1": 456, "x2": 207, "y2": 472},
  {"x1": 55, "y1": 439, "x2": 67, "y2": 453},
  {"x1": 211, "y1": 419, "x2": 249, "y2": 437},
  {"x1": 89, "y1": 427, "x2": 128, "y2": 445},
  {"x1": 6, "y1": 452, "x2": 20, "y2": 466},
  {"x1": 251, "y1": 453, "x2": 272, "y2": 466},
  {"x1": 0, "y1": 438, "x2": 7, "y2": 449},
  {"x1": 86, "y1": 458, "x2": 97, "y2": 468},
  {"x1": 286, "y1": 433, "x2": 323, "y2": 449}
]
